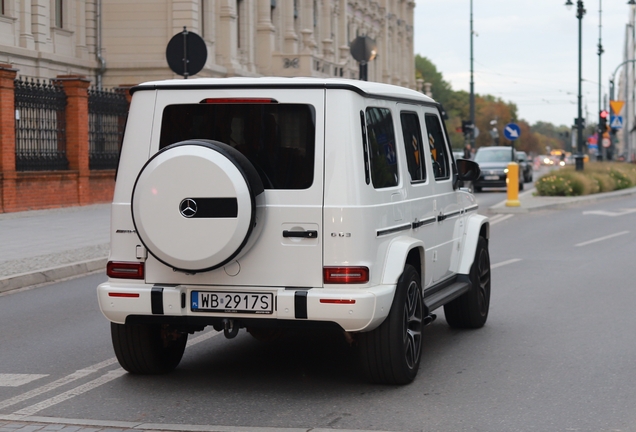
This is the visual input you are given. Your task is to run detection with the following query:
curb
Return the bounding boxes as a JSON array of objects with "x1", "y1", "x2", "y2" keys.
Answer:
[
  {"x1": 490, "y1": 185, "x2": 636, "y2": 214},
  {"x1": 0, "y1": 415, "x2": 400, "y2": 432},
  {"x1": 0, "y1": 257, "x2": 107, "y2": 294}
]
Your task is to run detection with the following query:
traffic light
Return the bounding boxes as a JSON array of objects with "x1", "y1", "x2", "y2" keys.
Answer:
[
  {"x1": 599, "y1": 110, "x2": 609, "y2": 131},
  {"x1": 574, "y1": 118, "x2": 586, "y2": 128}
]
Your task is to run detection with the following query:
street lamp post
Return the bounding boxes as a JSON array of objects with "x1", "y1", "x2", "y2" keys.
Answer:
[{"x1": 565, "y1": 0, "x2": 586, "y2": 171}]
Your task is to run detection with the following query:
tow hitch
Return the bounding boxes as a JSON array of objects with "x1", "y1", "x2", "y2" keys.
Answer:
[{"x1": 222, "y1": 318, "x2": 239, "y2": 339}]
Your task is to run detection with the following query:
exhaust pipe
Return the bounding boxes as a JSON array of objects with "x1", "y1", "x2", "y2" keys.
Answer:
[{"x1": 423, "y1": 314, "x2": 437, "y2": 326}]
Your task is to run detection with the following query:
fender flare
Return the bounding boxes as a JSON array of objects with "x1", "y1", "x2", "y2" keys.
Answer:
[
  {"x1": 457, "y1": 213, "x2": 490, "y2": 275},
  {"x1": 381, "y1": 236, "x2": 426, "y2": 285}
]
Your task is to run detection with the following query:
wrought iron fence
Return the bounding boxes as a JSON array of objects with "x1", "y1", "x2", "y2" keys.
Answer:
[
  {"x1": 89, "y1": 87, "x2": 128, "y2": 170},
  {"x1": 14, "y1": 78, "x2": 68, "y2": 171}
]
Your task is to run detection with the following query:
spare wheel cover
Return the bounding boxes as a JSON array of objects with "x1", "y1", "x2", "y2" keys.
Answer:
[{"x1": 131, "y1": 140, "x2": 263, "y2": 272}]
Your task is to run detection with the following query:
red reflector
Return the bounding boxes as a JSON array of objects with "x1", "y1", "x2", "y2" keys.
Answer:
[
  {"x1": 200, "y1": 98, "x2": 277, "y2": 104},
  {"x1": 323, "y1": 266, "x2": 369, "y2": 284},
  {"x1": 107, "y1": 261, "x2": 144, "y2": 280},
  {"x1": 319, "y1": 299, "x2": 356, "y2": 304},
  {"x1": 108, "y1": 292, "x2": 140, "y2": 298}
]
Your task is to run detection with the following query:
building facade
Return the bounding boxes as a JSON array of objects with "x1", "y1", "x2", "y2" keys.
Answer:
[
  {"x1": 0, "y1": 0, "x2": 415, "y2": 89},
  {"x1": 616, "y1": 4, "x2": 636, "y2": 162}
]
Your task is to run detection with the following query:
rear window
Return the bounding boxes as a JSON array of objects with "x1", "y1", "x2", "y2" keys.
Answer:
[
  {"x1": 474, "y1": 148, "x2": 514, "y2": 163},
  {"x1": 159, "y1": 103, "x2": 316, "y2": 190}
]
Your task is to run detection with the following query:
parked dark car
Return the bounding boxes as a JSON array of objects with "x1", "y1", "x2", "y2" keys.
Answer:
[
  {"x1": 517, "y1": 151, "x2": 533, "y2": 183},
  {"x1": 472, "y1": 146, "x2": 524, "y2": 192}
]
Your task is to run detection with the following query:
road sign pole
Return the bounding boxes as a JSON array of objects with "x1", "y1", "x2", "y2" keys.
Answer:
[{"x1": 182, "y1": 27, "x2": 189, "y2": 79}]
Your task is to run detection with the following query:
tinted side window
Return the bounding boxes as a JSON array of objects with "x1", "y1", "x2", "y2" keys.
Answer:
[
  {"x1": 159, "y1": 103, "x2": 315, "y2": 190},
  {"x1": 400, "y1": 112, "x2": 426, "y2": 182},
  {"x1": 365, "y1": 107, "x2": 398, "y2": 189},
  {"x1": 425, "y1": 114, "x2": 451, "y2": 180}
]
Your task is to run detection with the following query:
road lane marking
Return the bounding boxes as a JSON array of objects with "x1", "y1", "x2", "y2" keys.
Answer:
[
  {"x1": 0, "y1": 374, "x2": 48, "y2": 387},
  {"x1": 12, "y1": 369, "x2": 127, "y2": 416},
  {"x1": 0, "y1": 363, "x2": 114, "y2": 410},
  {"x1": 491, "y1": 259, "x2": 522, "y2": 269},
  {"x1": 0, "y1": 329, "x2": 220, "y2": 412},
  {"x1": 575, "y1": 231, "x2": 630, "y2": 247},
  {"x1": 490, "y1": 214, "x2": 514, "y2": 225},
  {"x1": 583, "y1": 208, "x2": 636, "y2": 217}
]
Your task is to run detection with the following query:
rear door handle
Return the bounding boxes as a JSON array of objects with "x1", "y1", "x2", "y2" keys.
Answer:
[
  {"x1": 437, "y1": 213, "x2": 447, "y2": 222},
  {"x1": 283, "y1": 230, "x2": 318, "y2": 238}
]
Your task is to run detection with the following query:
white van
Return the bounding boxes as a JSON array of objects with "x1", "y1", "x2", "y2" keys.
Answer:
[{"x1": 98, "y1": 77, "x2": 489, "y2": 385}]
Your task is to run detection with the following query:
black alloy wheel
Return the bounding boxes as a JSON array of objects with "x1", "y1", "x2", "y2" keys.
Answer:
[
  {"x1": 444, "y1": 236, "x2": 491, "y2": 328},
  {"x1": 359, "y1": 264, "x2": 424, "y2": 384}
]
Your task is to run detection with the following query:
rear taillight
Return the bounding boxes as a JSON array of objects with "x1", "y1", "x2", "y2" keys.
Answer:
[
  {"x1": 107, "y1": 261, "x2": 144, "y2": 279},
  {"x1": 108, "y1": 292, "x2": 140, "y2": 298},
  {"x1": 319, "y1": 299, "x2": 356, "y2": 304},
  {"x1": 200, "y1": 98, "x2": 277, "y2": 104},
  {"x1": 323, "y1": 266, "x2": 369, "y2": 284}
]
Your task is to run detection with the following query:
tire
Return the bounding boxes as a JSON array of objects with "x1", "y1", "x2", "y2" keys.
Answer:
[
  {"x1": 519, "y1": 180, "x2": 524, "y2": 191},
  {"x1": 444, "y1": 236, "x2": 491, "y2": 329},
  {"x1": 131, "y1": 139, "x2": 264, "y2": 273},
  {"x1": 474, "y1": 185, "x2": 482, "y2": 192},
  {"x1": 111, "y1": 322, "x2": 188, "y2": 374},
  {"x1": 359, "y1": 265, "x2": 423, "y2": 385}
]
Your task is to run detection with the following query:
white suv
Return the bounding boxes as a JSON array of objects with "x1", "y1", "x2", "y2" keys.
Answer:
[{"x1": 98, "y1": 77, "x2": 489, "y2": 385}]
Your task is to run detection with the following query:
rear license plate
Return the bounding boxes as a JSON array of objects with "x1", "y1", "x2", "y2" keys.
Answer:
[
  {"x1": 484, "y1": 175, "x2": 499, "y2": 180},
  {"x1": 191, "y1": 291, "x2": 274, "y2": 314}
]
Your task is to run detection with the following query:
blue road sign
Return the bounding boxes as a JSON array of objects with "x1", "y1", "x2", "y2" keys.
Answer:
[
  {"x1": 503, "y1": 123, "x2": 521, "y2": 141},
  {"x1": 610, "y1": 115, "x2": 623, "y2": 129}
]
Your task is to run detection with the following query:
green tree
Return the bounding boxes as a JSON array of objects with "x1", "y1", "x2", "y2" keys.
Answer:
[
  {"x1": 415, "y1": 56, "x2": 568, "y2": 156},
  {"x1": 415, "y1": 55, "x2": 454, "y2": 106}
]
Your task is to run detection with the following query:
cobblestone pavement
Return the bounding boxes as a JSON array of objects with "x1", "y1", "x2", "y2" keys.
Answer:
[
  {"x1": 0, "y1": 419, "x2": 335, "y2": 432},
  {"x1": 0, "y1": 422, "x2": 126, "y2": 432},
  {"x1": 0, "y1": 422, "x2": 167, "y2": 432}
]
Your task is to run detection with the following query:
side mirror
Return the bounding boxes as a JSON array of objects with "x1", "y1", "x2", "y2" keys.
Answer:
[{"x1": 456, "y1": 159, "x2": 480, "y2": 182}]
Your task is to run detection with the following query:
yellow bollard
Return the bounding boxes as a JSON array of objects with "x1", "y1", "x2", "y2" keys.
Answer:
[{"x1": 505, "y1": 162, "x2": 521, "y2": 207}]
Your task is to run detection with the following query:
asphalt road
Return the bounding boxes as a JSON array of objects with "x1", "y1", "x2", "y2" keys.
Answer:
[{"x1": 1, "y1": 191, "x2": 636, "y2": 432}]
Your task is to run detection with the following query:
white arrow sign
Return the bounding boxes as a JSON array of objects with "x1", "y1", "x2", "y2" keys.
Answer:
[{"x1": 505, "y1": 125, "x2": 519, "y2": 139}]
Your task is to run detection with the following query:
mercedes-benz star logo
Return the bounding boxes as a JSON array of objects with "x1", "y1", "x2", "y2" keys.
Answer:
[{"x1": 179, "y1": 198, "x2": 198, "y2": 218}]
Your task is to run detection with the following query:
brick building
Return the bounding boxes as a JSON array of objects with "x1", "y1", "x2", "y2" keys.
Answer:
[{"x1": 0, "y1": 0, "x2": 416, "y2": 213}]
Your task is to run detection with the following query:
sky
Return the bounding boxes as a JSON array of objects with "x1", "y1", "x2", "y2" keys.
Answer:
[{"x1": 413, "y1": 0, "x2": 633, "y2": 127}]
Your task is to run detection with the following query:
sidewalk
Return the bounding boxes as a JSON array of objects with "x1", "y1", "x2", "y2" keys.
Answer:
[
  {"x1": 489, "y1": 185, "x2": 636, "y2": 213},
  {"x1": 2, "y1": 185, "x2": 636, "y2": 294},
  {"x1": 0, "y1": 204, "x2": 110, "y2": 293}
]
